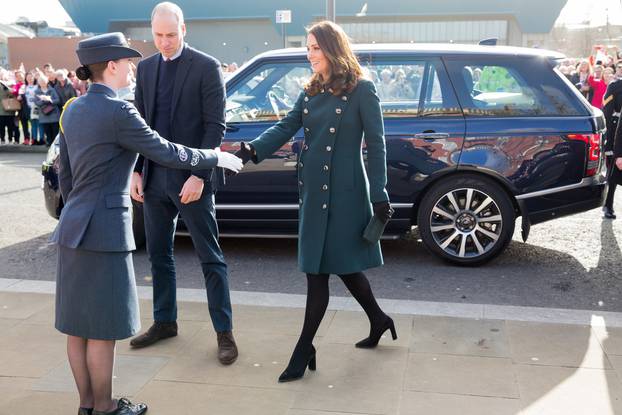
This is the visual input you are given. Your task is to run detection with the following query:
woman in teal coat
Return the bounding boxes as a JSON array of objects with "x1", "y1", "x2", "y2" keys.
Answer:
[{"x1": 237, "y1": 20, "x2": 397, "y2": 382}]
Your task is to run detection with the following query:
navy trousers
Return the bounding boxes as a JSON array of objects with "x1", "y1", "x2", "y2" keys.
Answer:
[{"x1": 143, "y1": 165, "x2": 232, "y2": 332}]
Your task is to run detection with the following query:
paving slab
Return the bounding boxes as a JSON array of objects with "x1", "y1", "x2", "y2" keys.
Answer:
[
  {"x1": 507, "y1": 321, "x2": 609, "y2": 369},
  {"x1": 0, "y1": 322, "x2": 66, "y2": 378},
  {"x1": 290, "y1": 342, "x2": 407, "y2": 415},
  {"x1": 0, "y1": 291, "x2": 54, "y2": 319},
  {"x1": 398, "y1": 391, "x2": 521, "y2": 415},
  {"x1": 33, "y1": 354, "x2": 170, "y2": 396},
  {"x1": 116, "y1": 319, "x2": 207, "y2": 358},
  {"x1": 135, "y1": 380, "x2": 296, "y2": 415},
  {"x1": 405, "y1": 353, "x2": 519, "y2": 398},
  {"x1": 410, "y1": 315, "x2": 510, "y2": 358},
  {"x1": 322, "y1": 310, "x2": 412, "y2": 348},
  {"x1": 154, "y1": 327, "x2": 307, "y2": 391}
]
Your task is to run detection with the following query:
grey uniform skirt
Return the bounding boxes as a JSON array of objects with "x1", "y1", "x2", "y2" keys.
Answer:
[{"x1": 55, "y1": 245, "x2": 140, "y2": 340}]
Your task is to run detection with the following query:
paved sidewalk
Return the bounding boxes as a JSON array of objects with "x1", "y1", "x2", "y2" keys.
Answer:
[{"x1": 2, "y1": 289, "x2": 622, "y2": 414}]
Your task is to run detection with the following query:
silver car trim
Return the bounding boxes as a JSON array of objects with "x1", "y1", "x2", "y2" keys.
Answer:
[
  {"x1": 177, "y1": 231, "x2": 400, "y2": 240},
  {"x1": 515, "y1": 176, "x2": 605, "y2": 200},
  {"x1": 214, "y1": 203, "x2": 414, "y2": 210}
]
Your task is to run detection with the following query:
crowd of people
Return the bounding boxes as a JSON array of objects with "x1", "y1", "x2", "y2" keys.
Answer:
[
  {"x1": 558, "y1": 56, "x2": 622, "y2": 109},
  {"x1": 0, "y1": 64, "x2": 88, "y2": 146}
]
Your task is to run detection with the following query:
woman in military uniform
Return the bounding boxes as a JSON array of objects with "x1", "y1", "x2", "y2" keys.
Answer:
[
  {"x1": 53, "y1": 33, "x2": 241, "y2": 415},
  {"x1": 237, "y1": 21, "x2": 396, "y2": 382}
]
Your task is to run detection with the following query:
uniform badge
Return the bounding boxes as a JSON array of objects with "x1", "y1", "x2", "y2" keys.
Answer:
[
  {"x1": 179, "y1": 148, "x2": 188, "y2": 162},
  {"x1": 191, "y1": 151, "x2": 200, "y2": 166}
]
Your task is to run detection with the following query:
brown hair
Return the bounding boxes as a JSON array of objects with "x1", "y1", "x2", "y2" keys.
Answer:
[
  {"x1": 75, "y1": 61, "x2": 111, "y2": 82},
  {"x1": 304, "y1": 21, "x2": 363, "y2": 97}
]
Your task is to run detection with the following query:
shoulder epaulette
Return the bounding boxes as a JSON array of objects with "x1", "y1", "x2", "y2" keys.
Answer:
[{"x1": 59, "y1": 96, "x2": 79, "y2": 135}]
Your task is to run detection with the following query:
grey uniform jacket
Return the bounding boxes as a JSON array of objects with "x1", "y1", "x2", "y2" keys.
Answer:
[{"x1": 50, "y1": 83, "x2": 219, "y2": 252}]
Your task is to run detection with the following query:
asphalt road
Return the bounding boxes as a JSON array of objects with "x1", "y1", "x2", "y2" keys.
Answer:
[{"x1": 2, "y1": 152, "x2": 622, "y2": 311}]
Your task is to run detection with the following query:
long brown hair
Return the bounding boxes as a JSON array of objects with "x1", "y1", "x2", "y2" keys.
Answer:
[{"x1": 304, "y1": 21, "x2": 363, "y2": 97}]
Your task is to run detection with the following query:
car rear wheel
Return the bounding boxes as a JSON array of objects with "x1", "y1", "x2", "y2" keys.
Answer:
[{"x1": 417, "y1": 175, "x2": 515, "y2": 265}]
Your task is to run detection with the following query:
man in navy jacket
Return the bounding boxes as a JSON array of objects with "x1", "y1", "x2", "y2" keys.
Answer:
[{"x1": 129, "y1": 1, "x2": 238, "y2": 365}]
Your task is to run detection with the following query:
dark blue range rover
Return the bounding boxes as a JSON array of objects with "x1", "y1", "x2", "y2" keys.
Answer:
[{"x1": 42, "y1": 43, "x2": 607, "y2": 265}]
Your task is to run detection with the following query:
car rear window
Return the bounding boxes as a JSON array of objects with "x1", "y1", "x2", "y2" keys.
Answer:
[{"x1": 444, "y1": 57, "x2": 586, "y2": 117}]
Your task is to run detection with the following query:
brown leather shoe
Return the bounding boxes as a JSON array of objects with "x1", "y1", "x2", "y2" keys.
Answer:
[
  {"x1": 130, "y1": 321, "x2": 177, "y2": 349},
  {"x1": 217, "y1": 331, "x2": 238, "y2": 365}
]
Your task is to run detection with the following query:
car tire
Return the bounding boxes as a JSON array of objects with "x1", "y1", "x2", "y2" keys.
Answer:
[
  {"x1": 417, "y1": 174, "x2": 515, "y2": 265},
  {"x1": 131, "y1": 200, "x2": 146, "y2": 249}
]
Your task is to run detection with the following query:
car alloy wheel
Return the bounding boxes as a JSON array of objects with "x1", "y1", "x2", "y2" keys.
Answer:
[{"x1": 429, "y1": 187, "x2": 503, "y2": 259}]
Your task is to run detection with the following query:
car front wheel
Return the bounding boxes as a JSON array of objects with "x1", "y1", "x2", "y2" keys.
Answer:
[{"x1": 417, "y1": 175, "x2": 515, "y2": 265}]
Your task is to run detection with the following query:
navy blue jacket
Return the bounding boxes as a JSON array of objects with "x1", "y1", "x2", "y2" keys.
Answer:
[{"x1": 133, "y1": 44, "x2": 226, "y2": 191}]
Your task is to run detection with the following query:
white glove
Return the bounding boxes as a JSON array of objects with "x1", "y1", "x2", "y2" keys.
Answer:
[{"x1": 215, "y1": 147, "x2": 243, "y2": 173}]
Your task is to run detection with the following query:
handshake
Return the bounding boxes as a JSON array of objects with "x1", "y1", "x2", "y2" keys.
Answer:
[{"x1": 218, "y1": 142, "x2": 255, "y2": 177}]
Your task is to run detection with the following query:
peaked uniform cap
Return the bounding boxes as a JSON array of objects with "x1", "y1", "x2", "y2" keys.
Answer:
[{"x1": 76, "y1": 32, "x2": 142, "y2": 65}]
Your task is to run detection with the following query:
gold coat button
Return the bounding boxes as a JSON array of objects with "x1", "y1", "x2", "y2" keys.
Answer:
[
  {"x1": 299, "y1": 162, "x2": 304, "y2": 167},
  {"x1": 304, "y1": 127, "x2": 310, "y2": 132},
  {"x1": 304, "y1": 145, "x2": 309, "y2": 150},
  {"x1": 342, "y1": 96, "x2": 348, "y2": 101},
  {"x1": 299, "y1": 181, "x2": 303, "y2": 186},
  {"x1": 336, "y1": 108, "x2": 342, "y2": 114},
  {"x1": 326, "y1": 146, "x2": 332, "y2": 152},
  {"x1": 299, "y1": 198, "x2": 303, "y2": 204},
  {"x1": 304, "y1": 96, "x2": 309, "y2": 102},
  {"x1": 322, "y1": 204, "x2": 327, "y2": 209},
  {"x1": 329, "y1": 127, "x2": 336, "y2": 133},
  {"x1": 303, "y1": 108, "x2": 308, "y2": 114},
  {"x1": 322, "y1": 184, "x2": 328, "y2": 190},
  {"x1": 323, "y1": 165, "x2": 329, "y2": 171}
]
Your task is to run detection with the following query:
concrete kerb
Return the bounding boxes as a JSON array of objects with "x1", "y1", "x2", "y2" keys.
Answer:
[
  {"x1": 2, "y1": 277, "x2": 622, "y2": 328},
  {"x1": 0, "y1": 144, "x2": 48, "y2": 153}
]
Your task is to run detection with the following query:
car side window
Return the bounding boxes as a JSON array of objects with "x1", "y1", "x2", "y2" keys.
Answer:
[
  {"x1": 362, "y1": 59, "x2": 461, "y2": 117},
  {"x1": 227, "y1": 63, "x2": 312, "y2": 123},
  {"x1": 362, "y1": 61, "x2": 423, "y2": 117},
  {"x1": 445, "y1": 58, "x2": 584, "y2": 117}
]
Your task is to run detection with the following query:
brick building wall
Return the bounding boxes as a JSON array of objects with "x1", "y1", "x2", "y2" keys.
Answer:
[{"x1": 7, "y1": 37, "x2": 156, "y2": 71}]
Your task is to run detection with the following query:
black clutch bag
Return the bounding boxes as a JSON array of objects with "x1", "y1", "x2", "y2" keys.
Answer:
[{"x1": 363, "y1": 214, "x2": 389, "y2": 244}]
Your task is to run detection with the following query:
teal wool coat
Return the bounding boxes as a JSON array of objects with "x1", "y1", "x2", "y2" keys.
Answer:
[{"x1": 251, "y1": 79, "x2": 389, "y2": 275}]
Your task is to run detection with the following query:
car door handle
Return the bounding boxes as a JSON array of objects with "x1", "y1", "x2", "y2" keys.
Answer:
[{"x1": 414, "y1": 132, "x2": 450, "y2": 140}]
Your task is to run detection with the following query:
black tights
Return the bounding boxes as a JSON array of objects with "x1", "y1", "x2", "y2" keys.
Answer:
[{"x1": 289, "y1": 272, "x2": 386, "y2": 365}]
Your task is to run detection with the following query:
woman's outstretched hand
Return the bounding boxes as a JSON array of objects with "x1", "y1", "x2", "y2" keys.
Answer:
[
  {"x1": 226, "y1": 142, "x2": 255, "y2": 176},
  {"x1": 235, "y1": 142, "x2": 255, "y2": 164}
]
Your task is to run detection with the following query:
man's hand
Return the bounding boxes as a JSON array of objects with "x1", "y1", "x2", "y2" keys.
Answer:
[
  {"x1": 179, "y1": 175, "x2": 205, "y2": 204},
  {"x1": 130, "y1": 172, "x2": 144, "y2": 203},
  {"x1": 616, "y1": 157, "x2": 622, "y2": 171}
]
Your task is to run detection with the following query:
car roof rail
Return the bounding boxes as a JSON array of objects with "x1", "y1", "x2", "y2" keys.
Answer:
[{"x1": 478, "y1": 38, "x2": 498, "y2": 46}]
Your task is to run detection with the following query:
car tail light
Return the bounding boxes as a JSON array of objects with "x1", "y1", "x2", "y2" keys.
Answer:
[{"x1": 567, "y1": 133, "x2": 602, "y2": 177}]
